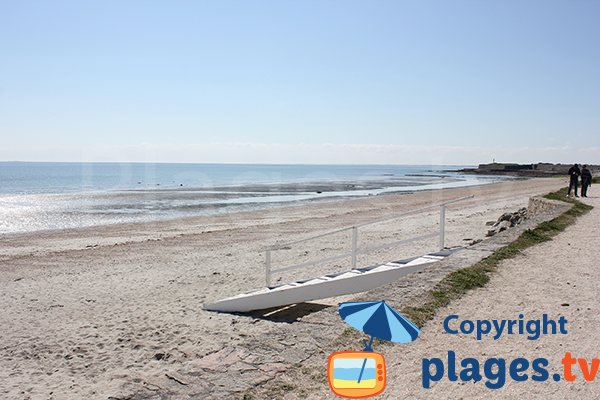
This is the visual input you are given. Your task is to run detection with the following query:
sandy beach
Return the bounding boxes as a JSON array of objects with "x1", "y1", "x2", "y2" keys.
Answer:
[
  {"x1": 0, "y1": 178, "x2": 567, "y2": 399},
  {"x1": 4, "y1": 1, "x2": 599, "y2": 398}
]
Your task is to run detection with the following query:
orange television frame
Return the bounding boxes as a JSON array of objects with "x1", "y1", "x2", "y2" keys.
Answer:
[{"x1": 327, "y1": 351, "x2": 386, "y2": 399}]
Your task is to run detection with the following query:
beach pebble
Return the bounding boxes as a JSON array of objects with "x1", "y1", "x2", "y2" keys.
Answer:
[{"x1": 153, "y1": 352, "x2": 171, "y2": 361}]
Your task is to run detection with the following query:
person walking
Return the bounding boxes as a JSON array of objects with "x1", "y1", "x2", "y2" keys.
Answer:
[
  {"x1": 567, "y1": 163, "x2": 581, "y2": 197},
  {"x1": 581, "y1": 165, "x2": 593, "y2": 197}
]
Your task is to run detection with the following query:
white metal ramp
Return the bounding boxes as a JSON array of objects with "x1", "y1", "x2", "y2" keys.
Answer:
[{"x1": 203, "y1": 248, "x2": 459, "y2": 313}]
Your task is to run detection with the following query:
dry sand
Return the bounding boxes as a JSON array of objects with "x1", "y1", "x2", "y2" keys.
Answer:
[{"x1": 0, "y1": 178, "x2": 567, "y2": 399}]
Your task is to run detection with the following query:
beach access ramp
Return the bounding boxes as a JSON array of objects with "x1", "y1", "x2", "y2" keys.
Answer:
[
  {"x1": 204, "y1": 249, "x2": 459, "y2": 313},
  {"x1": 204, "y1": 196, "x2": 472, "y2": 313}
]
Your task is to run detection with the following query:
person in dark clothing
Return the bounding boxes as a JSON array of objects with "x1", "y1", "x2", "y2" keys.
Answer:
[
  {"x1": 567, "y1": 163, "x2": 581, "y2": 197},
  {"x1": 581, "y1": 165, "x2": 592, "y2": 197}
]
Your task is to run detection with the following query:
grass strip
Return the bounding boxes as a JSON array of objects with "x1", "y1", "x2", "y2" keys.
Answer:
[{"x1": 402, "y1": 187, "x2": 593, "y2": 327}]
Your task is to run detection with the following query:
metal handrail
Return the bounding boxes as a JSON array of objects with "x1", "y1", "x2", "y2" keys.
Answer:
[
  {"x1": 268, "y1": 232, "x2": 439, "y2": 276},
  {"x1": 353, "y1": 196, "x2": 473, "y2": 229},
  {"x1": 264, "y1": 226, "x2": 355, "y2": 251},
  {"x1": 263, "y1": 195, "x2": 474, "y2": 287},
  {"x1": 355, "y1": 232, "x2": 439, "y2": 256},
  {"x1": 262, "y1": 195, "x2": 473, "y2": 251}
]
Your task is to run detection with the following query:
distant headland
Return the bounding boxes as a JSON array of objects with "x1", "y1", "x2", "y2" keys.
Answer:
[{"x1": 459, "y1": 162, "x2": 599, "y2": 177}]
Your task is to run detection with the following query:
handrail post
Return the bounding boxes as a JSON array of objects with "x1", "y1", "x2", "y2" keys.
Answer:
[
  {"x1": 265, "y1": 250, "x2": 272, "y2": 287},
  {"x1": 439, "y1": 205, "x2": 446, "y2": 250},
  {"x1": 351, "y1": 226, "x2": 358, "y2": 269}
]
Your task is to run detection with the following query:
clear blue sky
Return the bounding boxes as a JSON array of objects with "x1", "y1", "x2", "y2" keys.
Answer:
[{"x1": 1, "y1": 1, "x2": 599, "y2": 164}]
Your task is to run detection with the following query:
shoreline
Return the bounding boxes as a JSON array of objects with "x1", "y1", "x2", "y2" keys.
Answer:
[
  {"x1": 0, "y1": 173, "x2": 507, "y2": 237},
  {"x1": 0, "y1": 178, "x2": 565, "y2": 399},
  {"x1": 0, "y1": 175, "x2": 511, "y2": 245}
]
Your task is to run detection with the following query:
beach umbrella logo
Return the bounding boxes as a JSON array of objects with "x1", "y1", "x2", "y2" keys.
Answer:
[{"x1": 327, "y1": 300, "x2": 420, "y2": 398}]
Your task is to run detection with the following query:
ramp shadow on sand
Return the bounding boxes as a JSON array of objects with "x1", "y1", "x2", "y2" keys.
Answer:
[{"x1": 241, "y1": 302, "x2": 332, "y2": 323}]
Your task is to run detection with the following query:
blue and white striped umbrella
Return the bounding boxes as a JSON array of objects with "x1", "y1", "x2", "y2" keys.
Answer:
[{"x1": 339, "y1": 300, "x2": 420, "y2": 344}]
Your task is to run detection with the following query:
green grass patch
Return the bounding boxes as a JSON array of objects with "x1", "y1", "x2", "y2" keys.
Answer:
[
  {"x1": 543, "y1": 187, "x2": 575, "y2": 203},
  {"x1": 593, "y1": 176, "x2": 600, "y2": 184},
  {"x1": 402, "y1": 188, "x2": 592, "y2": 327}
]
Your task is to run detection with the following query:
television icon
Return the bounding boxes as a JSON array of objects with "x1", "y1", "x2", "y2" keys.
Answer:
[{"x1": 327, "y1": 351, "x2": 386, "y2": 398}]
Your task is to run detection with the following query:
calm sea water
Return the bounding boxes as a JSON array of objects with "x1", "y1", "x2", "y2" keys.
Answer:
[
  {"x1": 1, "y1": 162, "x2": 470, "y2": 194},
  {"x1": 0, "y1": 162, "x2": 501, "y2": 234}
]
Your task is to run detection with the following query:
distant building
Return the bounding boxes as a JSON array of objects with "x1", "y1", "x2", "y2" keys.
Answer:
[{"x1": 467, "y1": 163, "x2": 599, "y2": 176}]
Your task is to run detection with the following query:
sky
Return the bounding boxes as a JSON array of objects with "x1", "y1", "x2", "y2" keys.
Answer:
[{"x1": 1, "y1": 0, "x2": 599, "y2": 165}]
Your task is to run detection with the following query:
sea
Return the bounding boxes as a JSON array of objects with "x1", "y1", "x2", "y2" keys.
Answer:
[{"x1": 0, "y1": 162, "x2": 505, "y2": 235}]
